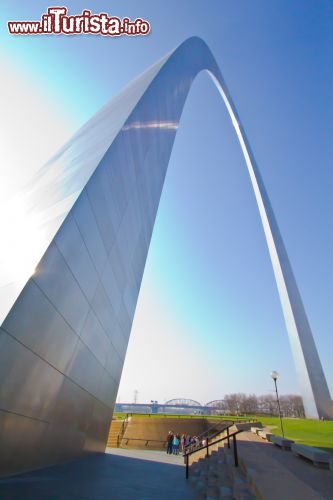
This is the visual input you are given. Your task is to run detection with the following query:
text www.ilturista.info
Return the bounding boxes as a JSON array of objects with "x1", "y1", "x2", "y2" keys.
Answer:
[{"x1": 8, "y1": 7, "x2": 150, "y2": 36}]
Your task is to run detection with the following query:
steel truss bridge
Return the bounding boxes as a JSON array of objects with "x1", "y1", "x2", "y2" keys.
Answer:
[{"x1": 114, "y1": 399, "x2": 226, "y2": 414}]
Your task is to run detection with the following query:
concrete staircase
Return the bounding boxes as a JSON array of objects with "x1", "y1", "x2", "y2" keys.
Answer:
[
  {"x1": 189, "y1": 443, "x2": 258, "y2": 499},
  {"x1": 106, "y1": 419, "x2": 123, "y2": 448},
  {"x1": 188, "y1": 427, "x2": 333, "y2": 499}
]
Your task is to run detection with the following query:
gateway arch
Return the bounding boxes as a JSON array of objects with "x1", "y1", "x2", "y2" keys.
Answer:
[{"x1": 0, "y1": 37, "x2": 332, "y2": 476}]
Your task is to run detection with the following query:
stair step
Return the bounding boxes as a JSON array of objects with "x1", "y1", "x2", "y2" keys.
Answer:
[
  {"x1": 234, "y1": 488, "x2": 257, "y2": 500},
  {"x1": 206, "y1": 485, "x2": 219, "y2": 498},
  {"x1": 217, "y1": 475, "x2": 232, "y2": 487},
  {"x1": 233, "y1": 480, "x2": 257, "y2": 499},
  {"x1": 219, "y1": 485, "x2": 234, "y2": 498},
  {"x1": 194, "y1": 479, "x2": 207, "y2": 491},
  {"x1": 189, "y1": 437, "x2": 260, "y2": 500},
  {"x1": 207, "y1": 477, "x2": 218, "y2": 487}
]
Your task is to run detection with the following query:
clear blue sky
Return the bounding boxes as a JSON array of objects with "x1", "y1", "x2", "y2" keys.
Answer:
[{"x1": 1, "y1": 0, "x2": 332, "y2": 404}]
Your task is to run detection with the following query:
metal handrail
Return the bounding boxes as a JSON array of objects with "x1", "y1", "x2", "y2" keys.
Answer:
[
  {"x1": 183, "y1": 421, "x2": 234, "y2": 453},
  {"x1": 116, "y1": 414, "x2": 130, "y2": 447},
  {"x1": 123, "y1": 437, "x2": 167, "y2": 447},
  {"x1": 184, "y1": 429, "x2": 243, "y2": 479}
]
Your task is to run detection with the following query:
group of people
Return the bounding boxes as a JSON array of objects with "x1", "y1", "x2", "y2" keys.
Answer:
[{"x1": 166, "y1": 431, "x2": 203, "y2": 455}]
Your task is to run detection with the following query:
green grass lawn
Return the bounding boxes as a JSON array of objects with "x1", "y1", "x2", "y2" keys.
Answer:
[{"x1": 253, "y1": 416, "x2": 333, "y2": 454}]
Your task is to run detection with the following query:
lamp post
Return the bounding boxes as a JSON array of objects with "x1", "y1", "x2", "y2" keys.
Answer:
[{"x1": 271, "y1": 370, "x2": 285, "y2": 438}]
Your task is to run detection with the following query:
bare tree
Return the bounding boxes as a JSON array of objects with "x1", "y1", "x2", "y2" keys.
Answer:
[
  {"x1": 258, "y1": 394, "x2": 278, "y2": 415},
  {"x1": 224, "y1": 393, "x2": 304, "y2": 417},
  {"x1": 224, "y1": 394, "x2": 241, "y2": 415},
  {"x1": 290, "y1": 395, "x2": 305, "y2": 418},
  {"x1": 280, "y1": 394, "x2": 305, "y2": 417},
  {"x1": 241, "y1": 394, "x2": 258, "y2": 415},
  {"x1": 224, "y1": 393, "x2": 258, "y2": 415}
]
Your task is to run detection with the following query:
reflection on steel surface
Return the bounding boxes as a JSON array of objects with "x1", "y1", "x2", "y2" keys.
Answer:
[
  {"x1": 0, "y1": 36, "x2": 331, "y2": 477},
  {"x1": 122, "y1": 120, "x2": 178, "y2": 131}
]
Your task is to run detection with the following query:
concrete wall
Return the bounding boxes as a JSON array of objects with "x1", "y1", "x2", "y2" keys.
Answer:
[{"x1": 120, "y1": 417, "x2": 209, "y2": 450}]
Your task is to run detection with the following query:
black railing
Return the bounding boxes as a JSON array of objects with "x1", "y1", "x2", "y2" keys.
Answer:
[
  {"x1": 117, "y1": 415, "x2": 129, "y2": 447},
  {"x1": 122, "y1": 438, "x2": 167, "y2": 447},
  {"x1": 183, "y1": 421, "x2": 234, "y2": 454},
  {"x1": 183, "y1": 416, "x2": 258, "y2": 454},
  {"x1": 184, "y1": 429, "x2": 243, "y2": 479}
]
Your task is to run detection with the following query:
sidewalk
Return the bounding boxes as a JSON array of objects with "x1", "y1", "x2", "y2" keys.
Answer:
[
  {"x1": 237, "y1": 431, "x2": 333, "y2": 499},
  {"x1": 0, "y1": 448, "x2": 194, "y2": 499}
]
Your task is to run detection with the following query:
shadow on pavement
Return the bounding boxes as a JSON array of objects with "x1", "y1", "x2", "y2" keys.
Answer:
[{"x1": 0, "y1": 452, "x2": 193, "y2": 500}]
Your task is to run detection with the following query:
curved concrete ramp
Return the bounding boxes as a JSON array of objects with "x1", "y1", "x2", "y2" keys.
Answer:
[{"x1": 236, "y1": 431, "x2": 333, "y2": 499}]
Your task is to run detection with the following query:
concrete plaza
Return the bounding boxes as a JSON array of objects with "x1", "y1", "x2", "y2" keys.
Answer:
[{"x1": 0, "y1": 448, "x2": 193, "y2": 499}]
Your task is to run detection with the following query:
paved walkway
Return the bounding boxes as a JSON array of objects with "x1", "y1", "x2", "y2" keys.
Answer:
[
  {"x1": 238, "y1": 431, "x2": 333, "y2": 499},
  {"x1": 0, "y1": 448, "x2": 194, "y2": 499}
]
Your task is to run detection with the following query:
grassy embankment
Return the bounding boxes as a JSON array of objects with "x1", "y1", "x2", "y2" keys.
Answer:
[
  {"x1": 113, "y1": 413, "x2": 252, "y2": 420},
  {"x1": 113, "y1": 413, "x2": 333, "y2": 453},
  {"x1": 255, "y1": 416, "x2": 333, "y2": 453}
]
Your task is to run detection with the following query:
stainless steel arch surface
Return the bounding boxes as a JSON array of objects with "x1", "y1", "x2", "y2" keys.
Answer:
[{"x1": 0, "y1": 36, "x2": 331, "y2": 477}]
